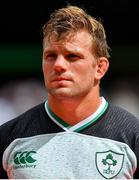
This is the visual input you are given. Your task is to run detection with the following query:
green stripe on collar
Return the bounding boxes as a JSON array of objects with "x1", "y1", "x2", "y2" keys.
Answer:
[
  {"x1": 46, "y1": 102, "x2": 71, "y2": 128},
  {"x1": 73, "y1": 101, "x2": 108, "y2": 132},
  {"x1": 45, "y1": 97, "x2": 108, "y2": 132}
]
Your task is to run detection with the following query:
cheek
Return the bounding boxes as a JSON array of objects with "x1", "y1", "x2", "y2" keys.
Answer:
[
  {"x1": 82, "y1": 66, "x2": 96, "y2": 84},
  {"x1": 75, "y1": 64, "x2": 95, "y2": 78},
  {"x1": 42, "y1": 62, "x2": 50, "y2": 82},
  {"x1": 42, "y1": 61, "x2": 50, "y2": 74}
]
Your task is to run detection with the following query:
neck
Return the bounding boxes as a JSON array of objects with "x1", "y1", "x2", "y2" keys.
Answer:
[{"x1": 47, "y1": 89, "x2": 101, "y2": 126}]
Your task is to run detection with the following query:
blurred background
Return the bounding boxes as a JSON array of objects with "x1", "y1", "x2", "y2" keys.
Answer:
[{"x1": 0, "y1": 0, "x2": 139, "y2": 125}]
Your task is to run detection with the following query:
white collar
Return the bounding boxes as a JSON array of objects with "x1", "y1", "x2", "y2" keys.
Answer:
[{"x1": 45, "y1": 97, "x2": 108, "y2": 132}]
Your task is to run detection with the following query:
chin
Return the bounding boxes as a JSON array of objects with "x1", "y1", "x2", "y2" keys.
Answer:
[{"x1": 49, "y1": 88, "x2": 74, "y2": 99}]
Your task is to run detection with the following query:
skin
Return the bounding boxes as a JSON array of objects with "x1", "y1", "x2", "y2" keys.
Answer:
[{"x1": 42, "y1": 30, "x2": 109, "y2": 125}]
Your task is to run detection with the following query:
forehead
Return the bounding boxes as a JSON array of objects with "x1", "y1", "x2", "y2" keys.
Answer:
[{"x1": 43, "y1": 30, "x2": 93, "y2": 52}]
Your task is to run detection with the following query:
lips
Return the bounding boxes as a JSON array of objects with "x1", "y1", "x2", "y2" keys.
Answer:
[{"x1": 52, "y1": 77, "x2": 71, "y2": 82}]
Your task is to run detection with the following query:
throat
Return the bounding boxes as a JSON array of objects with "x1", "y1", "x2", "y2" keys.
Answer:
[
  {"x1": 45, "y1": 97, "x2": 108, "y2": 132},
  {"x1": 46, "y1": 97, "x2": 102, "y2": 126}
]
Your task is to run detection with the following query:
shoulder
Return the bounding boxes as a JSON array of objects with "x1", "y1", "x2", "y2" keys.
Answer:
[
  {"x1": 0, "y1": 102, "x2": 45, "y2": 128},
  {"x1": 0, "y1": 102, "x2": 46, "y2": 148},
  {"x1": 108, "y1": 103, "x2": 139, "y2": 127},
  {"x1": 102, "y1": 103, "x2": 139, "y2": 146},
  {"x1": 107, "y1": 103, "x2": 139, "y2": 151}
]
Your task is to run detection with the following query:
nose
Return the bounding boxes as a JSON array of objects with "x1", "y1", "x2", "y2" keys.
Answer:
[{"x1": 53, "y1": 55, "x2": 68, "y2": 73}]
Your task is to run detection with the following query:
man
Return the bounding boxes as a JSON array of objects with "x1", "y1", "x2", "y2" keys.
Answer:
[{"x1": 0, "y1": 5, "x2": 139, "y2": 179}]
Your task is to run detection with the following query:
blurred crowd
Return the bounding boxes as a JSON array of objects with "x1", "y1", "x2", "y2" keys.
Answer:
[
  {"x1": 0, "y1": 79, "x2": 47, "y2": 125},
  {"x1": 0, "y1": 78, "x2": 139, "y2": 125},
  {"x1": 108, "y1": 79, "x2": 139, "y2": 119}
]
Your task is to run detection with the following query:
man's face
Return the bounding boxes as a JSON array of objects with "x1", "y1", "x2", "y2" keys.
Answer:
[{"x1": 42, "y1": 30, "x2": 98, "y2": 99}]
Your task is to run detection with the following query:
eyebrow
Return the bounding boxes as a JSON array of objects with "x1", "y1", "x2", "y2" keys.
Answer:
[
  {"x1": 43, "y1": 50, "x2": 56, "y2": 55},
  {"x1": 44, "y1": 46, "x2": 84, "y2": 54}
]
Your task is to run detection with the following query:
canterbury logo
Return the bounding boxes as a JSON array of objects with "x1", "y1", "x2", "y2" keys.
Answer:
[{"x1": 14, "y1": 151, "x2": 37, "y2": 165}]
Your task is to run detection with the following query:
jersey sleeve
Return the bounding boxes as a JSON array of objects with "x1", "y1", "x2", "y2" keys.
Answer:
[
  {"x1": 133, "y1": 134, "x2": 139, "y2": 178},
  {"x1": 0, "y1": 126, "x2": 8, "y2": 178}
]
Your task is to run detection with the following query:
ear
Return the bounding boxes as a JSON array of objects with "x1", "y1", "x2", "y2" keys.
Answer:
[{"x1": 95, "y1": 57, "x2": 109, "y2": 80}]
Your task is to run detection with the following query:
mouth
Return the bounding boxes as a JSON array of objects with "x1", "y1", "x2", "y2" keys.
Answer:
[
  {"x1": 52, "y1": 77, "x2": 71, "y2": 82},
  {"x1": 50, "y1": 76, "x2": 72, "y2": 87}
]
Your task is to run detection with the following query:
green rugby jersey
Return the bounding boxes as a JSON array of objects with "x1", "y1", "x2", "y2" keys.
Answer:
[{"x1": 0, "y1": 97, "x2": 139, "y2": 179}]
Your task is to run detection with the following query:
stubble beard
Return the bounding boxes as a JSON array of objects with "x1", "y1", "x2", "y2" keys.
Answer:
[{"x1": 47, "y1": 83, "x2": 94, "y2": 100}]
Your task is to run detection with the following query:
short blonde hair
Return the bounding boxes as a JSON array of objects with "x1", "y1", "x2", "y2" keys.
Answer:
[{"x1": 42, "y1": 5, "x2": 110, "y2": 58}]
